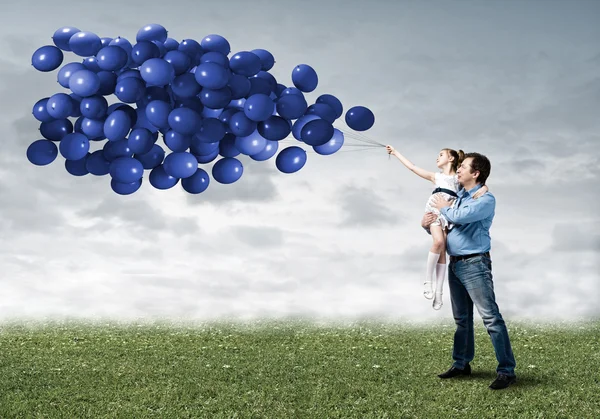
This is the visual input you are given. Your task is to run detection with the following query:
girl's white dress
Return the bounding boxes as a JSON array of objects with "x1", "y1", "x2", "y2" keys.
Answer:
[{"x1": 425, "y1": 172, "x2": 461, "y2": 230}]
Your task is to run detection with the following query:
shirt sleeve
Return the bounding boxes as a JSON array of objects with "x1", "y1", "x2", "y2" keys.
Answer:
[{"x1": 440, "y1": 194, "x2": 495, "y2": 224}]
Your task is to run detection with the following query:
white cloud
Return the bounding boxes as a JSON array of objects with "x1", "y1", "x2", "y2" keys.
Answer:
[{"x1": 0, "y1": 0, "x2": 599, "y2": 324}]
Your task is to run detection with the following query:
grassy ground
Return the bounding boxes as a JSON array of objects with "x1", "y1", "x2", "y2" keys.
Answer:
[{"x1": 0, "y1": 318, "x2": 598, "y2": 418}]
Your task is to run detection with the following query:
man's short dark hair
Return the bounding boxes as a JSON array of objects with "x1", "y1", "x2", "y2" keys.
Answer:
[{"x1": 463, "y1": 152, "x2": 491, "y2": 185}]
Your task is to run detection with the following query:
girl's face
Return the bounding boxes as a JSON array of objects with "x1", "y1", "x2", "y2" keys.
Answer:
[{"x1": 436, "y1": 150, "x2": 450, "y2": 168}]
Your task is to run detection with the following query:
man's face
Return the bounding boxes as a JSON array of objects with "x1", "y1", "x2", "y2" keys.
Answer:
[{"x1": 457, "y1": 157, "x2": 475, "y2": 185}]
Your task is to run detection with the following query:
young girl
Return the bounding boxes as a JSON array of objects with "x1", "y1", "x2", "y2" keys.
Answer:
[{"x1": 385, "y1": 145, "x2": 488, "y2": 310}]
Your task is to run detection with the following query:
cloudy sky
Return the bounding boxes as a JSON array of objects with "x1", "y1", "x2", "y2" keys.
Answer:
[{"x1": 0, "y1": 0, "x2": 598, "y2": 325}]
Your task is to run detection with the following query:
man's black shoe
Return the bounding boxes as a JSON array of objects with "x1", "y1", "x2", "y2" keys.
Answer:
[
  {"x1": 438, "y1": 364, "x2": 471, "y2": 379},
  {"x1": 489, "y1": 374, "x2": 517, "y2": 390}
]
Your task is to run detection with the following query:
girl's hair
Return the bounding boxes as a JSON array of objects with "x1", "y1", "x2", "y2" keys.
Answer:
[{"x1": 443, "y1": 149, "x2": 465, "y2": 173}]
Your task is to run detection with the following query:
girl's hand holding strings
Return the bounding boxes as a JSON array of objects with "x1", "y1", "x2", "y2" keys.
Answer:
[{"x1": 386, "y1": 145, "x2": 396, "y2": 155}]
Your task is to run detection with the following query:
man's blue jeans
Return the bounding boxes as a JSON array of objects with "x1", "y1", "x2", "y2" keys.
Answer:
[{"x1": 448, "y1": 254, "x2": 517, "y2": 376}]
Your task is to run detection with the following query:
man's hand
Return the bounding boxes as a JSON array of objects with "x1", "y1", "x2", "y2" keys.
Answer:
[
  {"x1": 431, "y1": 195, "x2": 453, "y2": 210},
  {"x1": 421, "y1": 212, "x2": 438, "y2": 229}
]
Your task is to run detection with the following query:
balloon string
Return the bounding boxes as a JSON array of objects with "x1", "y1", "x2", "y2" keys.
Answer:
[{"x1": 336, "y1": 127, "x2": 385, "y2": 147}]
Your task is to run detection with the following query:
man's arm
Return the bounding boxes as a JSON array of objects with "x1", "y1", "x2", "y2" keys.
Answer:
[
  {"x1": 421, "y1": 213, "x2": 437, "y2": 235},
  {"x1": 440, "y1": 194, "x2": 495, "y2": 224}
]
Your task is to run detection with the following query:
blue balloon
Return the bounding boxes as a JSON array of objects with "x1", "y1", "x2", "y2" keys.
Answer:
[
  {"x1": 306, "y1": 103, "x2": 336, "y2": 123},
  {"x1": 219, "y1": 134, "x2": 240, "y2": 157},
  {"x1": 109, "y1": 37, "x2": 133, "y2": 62},
  {"x1": 31, "y1": 45, "x2": 64, "y2": 72},
  {"x1": 131, "y1": 41, "x2": 160, "y2": 66},
  {"x1": 190, "y1": 139, "x2": 219, "y2": 155},
  {"x1": 194, "y1": 62, "x2": 230, "y2": 89},
  {"x1": 80, "y1": 95, "x2": 108, "y2": 119},
  {"x1": 195, "y1": 149, "x2": 220, "y2": 163},
  {"x1": 292, "y1": 114, "x2": 319, "y2": 140},
  {"x1": 280, "y1": 87, "x2": 304, "y2": 97},
  {"x1": 140, "y1": 58, "x2": 175, "y2": 86},
  {"x1": 276, "y1": 146, "x2": 307, "y2": 174},
  {"x1": 229, "y1": 51, "x2": 261, "y2": 77},
  {"x1": 40, "y1": 118, "x2": 73, "y2": 141},
  {"x1": 301, "y1": 119, "x2": 334, "y2": 146},
  {"x1": 292, "y1": 64, "x2": 318, "y2": 92},
  {"x1": 96, "y1": 46, "x2": 128, "y2": 71},
  {"x1": 199, "y1": 87, "x2": 232, "y2": 109},
  {"x1": 345, "y1": 106, "x2": 375, "y2": 131},
  {"x1": 117, "y1": 69, "x2": 142, "y2": 82},
  {"x1": 82, "y1": 57, "x2": 101, "y2": 72},
  {"x1": 133, "y1": 105, "x2": 159, "y2": 133},
  {"x1": 69, "y1": 31, "x2": 102, "y2": 57},
  {"x1": 247, "y1": 77, "x2": 272, "y2": 97},
  {"x1": 81, "y1": 117, "x2": 105, "y2": 139},
  {"x1": 316, "y1": 94, "x2": 343, "y2": 119},
  {"x1": 27, "y1": 139, "x2": 58, "y2": 165},
  {"x1": 276, "y1": 94, "x2": 307, "y2": 120},
  {"x1": 52, "y1": 26, "x2": 80, "y2": 51},
  {"x1": 109, "y1": 157, "x2": 144, "y2": 183},
  {"x1": 251, "y1": 49, "x2": 275, "y2": 71},
  {"x1": 201, "y1": 34, "x2": 231, "y2": 55},
  {"x1": 68, "y1": 70, "x2": 100, "y2": 97},
  {"x1": 250, "y1": 139, "x2": 278, "y2": 161},
  {"x1": 200, "y1": 51, "x2": 230, "y2": 68},
  {"x1": 149, "y1": 164, "x2": 179, "y2": 189},
  {"x1": 244, "y1": 94, "x2": 274, "y2": 122},
  {"x1": 181, "y1": 168, "x2": 210, "y2": 194},
  {"x1": 163, "y1": 129, "x2": 191, "y2": 152},
  {"x1": 57, "y1": 62, "x2": 86, "y2": 88},
  {"x1": 65, "y1": 154, "x2": 90, "y2": 176},
  {"x1": 229, "y1": 111, "x2": 256, "y2": 136},
  {"x1": 163, "y1": 152, "x2": 197, "y2": 178},
  {"x1": 115, "y1": 77, "x2": 146, "y2": 103},
  {"x1": 235, "y1": 129, "x2": 267, "y2": 155},
  {"x1": 258, "y1": 115, "x2": 291, "y2": 141},
  {"x1": 85, "y1": 150, "x2": 111, "y2": 175},
  {"x1": 111, "y1": 178, "x2": 142, "y2": 195},
  {"x1": 134, "y1": 144, "x2": 165, "y2": 169},
  {"x1": 136, "y1": 24, "x2": 168, "y2": 43},
  {"x1": 46, "y1": 93, "x2": 73, "y2": 119},
  {"x1": 196, "y1": 118, "x2": 226, "y2": 143},
  {"x1": 101, "y1": 37, "x2": 113, "y2": 48},
  {"x1": 69, "y1": 94, "x2": 82, "y2": 117},
  {"x1": 168, "y1": 107, "x2": 201, "y2": 135},
  {"x1": 59, "y1": 132, "x2": 90, "y2": 160},
  {"x1": 201, "y1": 107, "x2": 223, "y2": 119},
  {"x1": 178, "y1": 39, "x2": 203, "y2": 64},
  {"x1": 164, "y1": 38, "x2": 179, "y2": 51},
  {"x1": 217, "y1": 108, "x2": 237, "y2": 126},
  {"x1": 275, "y1": 83, "x2": 287, "y2": 96},
  {"x1": 313, "y1": 128, "x2": 344, "y2": 155},
  {"x1": 32, "y1": 98, "x2": 54, "y2": 122},
  {"x1": 96, "y1": 71, "x2": 117, "y2": 95},
  {"x1": 145, "y1": 99, "x2": 172, "y2": 129},
  {"x1": 212, "y1": 157, "x2": 243, "y2": 184},
  {"x1": 104, "y1": 110, "x2": 131, "y2": 141},
  {"x1": 227, "y1": 74, "x2": 251, "y2": 99},
  {"x1": 137, "y1": 85, "x2": 171, "y2": 108},
  {"x1": 108, "y1": 103, "x2": 137, "y2": 126},
  {"x1": 103, "y1": 139, "x2": 133, "y2": 161},
  {"x1": 175, "y1": 97, "x2": 204, "y2": 114},
  {"x1": 128, "y1": 128, "x2": 155, "y2": 154},
  {"x1": 164, "y1": 50, "x2": 191, "y2": 75},
  {"x1": 253, "y1": 71, "x2": 277, "y2": 92}
]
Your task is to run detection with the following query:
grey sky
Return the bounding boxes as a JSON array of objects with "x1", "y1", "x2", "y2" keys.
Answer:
[{"x1": 0, "y1": 0, "x2": 598, "y2": 324}]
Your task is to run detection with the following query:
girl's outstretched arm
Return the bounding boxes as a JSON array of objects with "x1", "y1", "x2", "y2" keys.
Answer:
[{"x1": 386, "y1": 145, "x2": 435, "y2": 182}]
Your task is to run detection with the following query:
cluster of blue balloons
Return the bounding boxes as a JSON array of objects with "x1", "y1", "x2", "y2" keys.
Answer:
[{"x1": 28, "y1": 24, "x2": 375, "y2": 195}]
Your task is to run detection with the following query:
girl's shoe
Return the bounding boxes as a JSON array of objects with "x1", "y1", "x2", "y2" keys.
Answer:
[
  {"x1": 433, "y1": 293, "x2": 443, "y2": 310},
  {"x1": 423, "y1": 283, "x2": 434, "y2": 299}
]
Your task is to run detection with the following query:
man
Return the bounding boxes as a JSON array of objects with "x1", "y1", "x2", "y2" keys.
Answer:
[{"x1": 422, "y1": 152, "x2": 517, "y2": 390}]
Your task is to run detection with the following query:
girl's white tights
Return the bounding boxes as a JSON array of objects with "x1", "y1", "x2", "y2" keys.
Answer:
[
  {"x1": 424, "y1": 251, "x2": 440, "y2": 299},
  {"x1": 433, "y1": 263, "x2": 446, "y2": 310}
]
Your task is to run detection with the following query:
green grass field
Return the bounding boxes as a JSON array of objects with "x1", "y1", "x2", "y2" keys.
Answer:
[{"x1": 1, "y1": 318, "x2": 598, "y2": 418}]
